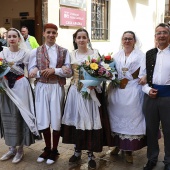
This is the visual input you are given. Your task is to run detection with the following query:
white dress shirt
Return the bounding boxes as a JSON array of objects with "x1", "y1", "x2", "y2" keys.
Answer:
[
  {"x1": 28, "y1": 43, "x2": 71, "y2": 78},
  {"x1": 141, "y1": 46, "x2": 170, "y2": 94}
]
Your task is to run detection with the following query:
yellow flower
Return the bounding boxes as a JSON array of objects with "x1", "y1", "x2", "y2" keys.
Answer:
[
  {"x1": 0, "y1": 61, "x2": 3, "y2": 66},
  {"x1": 90, "y1": 63, "x2": 98, "y2": 70}
]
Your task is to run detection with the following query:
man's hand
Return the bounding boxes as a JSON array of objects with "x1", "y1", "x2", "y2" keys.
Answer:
[
  {"x1": 41, "y1": 68, "x2": 55, "y2": 78},
  {"x1": 149, "y1": 88, "x2": 158, "y2": 98}
]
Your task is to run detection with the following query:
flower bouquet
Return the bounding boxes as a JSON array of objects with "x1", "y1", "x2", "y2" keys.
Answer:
[
  {"x1": 78, "y1": 55, "x2": 118, "y2": 100},
  {"x1": 102, "y1": 53, "x2": 120, "y2": 87},
  {"x1": 0, "y1": 58, "x2": 10, "y2": 93}
]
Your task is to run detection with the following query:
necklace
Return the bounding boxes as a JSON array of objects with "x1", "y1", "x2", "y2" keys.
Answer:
[
  {"x1": 119, "y1": 52, "x2": 130, "y2": 77},
  {"x1": 122, "y1": 67, "x2": 129, "y2": 76}
]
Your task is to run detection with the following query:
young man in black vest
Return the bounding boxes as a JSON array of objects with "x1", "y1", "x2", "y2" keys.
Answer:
[{"x1": 142, "y1": 23, "x2": 170, "y2": 170}]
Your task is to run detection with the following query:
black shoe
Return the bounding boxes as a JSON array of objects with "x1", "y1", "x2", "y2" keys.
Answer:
[
  {"x1": 164, "y1": 164, "x2": 170, "y2": 170},
  {"x1": 143, "y1": 160, "x2": 157, "y2": 170},
  {"x1": 69, "y1": 154, "x2": 81, "y2": 163},
  {"x1": 88, "y1": 159, "x2": 96, "y2": 169}
]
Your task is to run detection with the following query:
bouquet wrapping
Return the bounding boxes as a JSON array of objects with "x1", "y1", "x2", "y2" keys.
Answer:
[
  {"x1": 78, "y1": 55, "x2": 118, "y2": 104},
  {"x1": 80, "y1": 67, "x2": 105, "y2": 93}
]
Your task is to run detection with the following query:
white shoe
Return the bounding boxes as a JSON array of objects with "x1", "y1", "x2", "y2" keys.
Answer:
[
  {"x1": 46, "y1": 149, "x2": 59, "y2": 165},
  {"x1": 12, "y1": 152, "x2": 24, "y2": 163},
  {"x1": 46, "y1": 159, "x2": 55, "y2": 165},
  {"x1": 37, "y1": 147, "x2": 51, "y2": 163},
  {"x1": 37, "y1": 157, "x2": 45, "y2": 163},
  {"x1": 0, "y1": 150, "x2": 16, "y2": 161}
]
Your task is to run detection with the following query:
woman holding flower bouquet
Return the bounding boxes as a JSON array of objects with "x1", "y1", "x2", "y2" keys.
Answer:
[
  {"x1": 61, "y1": 28, "x2": 113, "y2": 169},
  {"x1": 0, "y1": 28, "x2": 39, "y2": 163},
  {"x1": 107, "y1": 31, "x2": 146, "y2": 163}
]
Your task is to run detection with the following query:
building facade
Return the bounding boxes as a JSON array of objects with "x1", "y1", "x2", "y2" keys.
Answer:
[{"x1": 0, "y1": 0, "x2": 166, "y2": 53}]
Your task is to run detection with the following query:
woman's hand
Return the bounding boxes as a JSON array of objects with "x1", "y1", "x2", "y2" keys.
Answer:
[
  {"x1": 138, "y1": 75, "x2": 147, "y2": 85},
  {"x1": 62, "y1": 66, "x2": 71, "y2": 74},
  {"x1": 88, "y1": 86, "x2": 95, "y2": 90},
  {"x1": 29, "y1": 67, "x2": 38, "y2": 78}
]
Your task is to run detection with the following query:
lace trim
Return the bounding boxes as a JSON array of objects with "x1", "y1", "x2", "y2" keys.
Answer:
[
  {"x1": 2, "y1": 49, "x2": 26, "y2": 75},
  {"x1": 10, "y1": 64, "x2": 24, "y2": 75},
  {"x1": 111, "y1": 132, "x2": 145, "y2": 141},
  {"x1": 2, "y1": 49, "x2": 26, "y2": 63}
]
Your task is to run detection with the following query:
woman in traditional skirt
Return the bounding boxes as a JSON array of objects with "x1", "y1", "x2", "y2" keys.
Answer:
[
  {"x1": 61, "y1": 28, "x2": 113, "y2": 169},
  {"x1": 0, "y1": 28, "x2": 39, "y2": 163},
  {"x1": 107, "y1": 31, "x2": 146, "y2": 163}
]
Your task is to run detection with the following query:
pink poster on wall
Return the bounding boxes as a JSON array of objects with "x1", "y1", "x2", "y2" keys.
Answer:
[{"x1": 60, "y1": 7, "x2": 86, "y2": 27}]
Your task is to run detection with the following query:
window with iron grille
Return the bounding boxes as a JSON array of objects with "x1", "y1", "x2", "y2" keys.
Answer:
[{"x1": 91, "y1": 0, "x2": 109, "y2": 40}]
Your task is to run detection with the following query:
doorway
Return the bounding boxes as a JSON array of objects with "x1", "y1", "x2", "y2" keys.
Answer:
[
  {"x1": 21, "y1": 20, "x2": 35, "y2": 36},
  {"x1": 12, "y1": 19, "x2": 35, "y2": 37}
]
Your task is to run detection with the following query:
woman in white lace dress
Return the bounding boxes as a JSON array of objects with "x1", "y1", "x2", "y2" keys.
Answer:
[
  {"x1": 107, "y1": 31, "x2": 146, "y2": 163},
  {"x1": 0, "y1": 28, "x2": 39, "y2": 164},
  {"x1": 61, "y1": 28, "x2": 113, "y2": 169}
]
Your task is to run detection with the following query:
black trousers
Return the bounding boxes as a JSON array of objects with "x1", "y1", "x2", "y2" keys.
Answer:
[{"x1": 143, "y1": 94, "x2": 170, "y2": 164}]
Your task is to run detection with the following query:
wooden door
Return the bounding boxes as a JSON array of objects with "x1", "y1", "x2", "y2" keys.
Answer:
[{"x1": 34, "y1": 0, "x2": 43, "y2": 45}]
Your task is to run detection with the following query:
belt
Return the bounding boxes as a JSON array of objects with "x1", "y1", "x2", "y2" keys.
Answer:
[
  {"x1": 119, "y1": 68, "x2": 140, "y2": 89},
  {"x1": 4, "y1": 75, "x2": 24, "y2": 80},
  {"x1": 153, "y1": 84, "x2": 170, "y2": 97}
]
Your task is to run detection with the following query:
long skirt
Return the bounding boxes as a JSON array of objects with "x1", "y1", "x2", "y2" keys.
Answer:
[
  {"x1": 111, "y1": 132, "x2": 146, "y2": 151},
  {"x1": 61, "y1": 84, "x2": 113, "y2": 152},
  {"x1": 0, "y1": 93, "x2": 35, "y2": 146}
]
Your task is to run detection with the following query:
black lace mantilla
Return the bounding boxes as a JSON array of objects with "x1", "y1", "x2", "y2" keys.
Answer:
[{"x1": 5, "y1": 63, "x2": 24, "y2": 88}]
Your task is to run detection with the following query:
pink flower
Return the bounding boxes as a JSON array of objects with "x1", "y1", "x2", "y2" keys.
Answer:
[
  {"x1": 105, "y1": 70, "x2": 113, "y2": 79},
  {"x1": 91, "y1": 58, "x2": 97, "y2": 63},
  {"x1": 98, "y1": 67, "x2": 106, "y2": 76}
]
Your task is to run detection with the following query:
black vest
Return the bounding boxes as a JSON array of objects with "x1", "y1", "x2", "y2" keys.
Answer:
[{"x1": 146, "y1": 48, "x2": 158, "y2": 87}]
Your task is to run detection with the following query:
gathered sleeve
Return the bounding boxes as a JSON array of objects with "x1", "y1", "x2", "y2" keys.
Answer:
[
  {"x1": 28, "y1": 48, "x2": 72, "y2": 78},
  {"x1": 28, "y1": 48, "x2": 37, "y2": 72},
  {"x1": 0, "y1": 51, "x2": 4, "y2": 59},
  {"x1": 138, "y1": 54, "x2": 146, "y2": 79},
  {"x1": 54, "y1": 50, "x2": 72, "y2": 78},
  {"x1": 23, "y1": 50, "x2": 31, "y2": 69},
  {"x1": 138, "y1": 53, "x2": 152, "y2": 95}
]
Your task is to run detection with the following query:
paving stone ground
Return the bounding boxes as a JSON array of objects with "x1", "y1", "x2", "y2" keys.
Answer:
[
  {"x1": 0, "y1": 135, "x2": 165, "y2": 170},
  {"x1": 0, "y1": 80, "x2": 165, "y2": 169}
]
